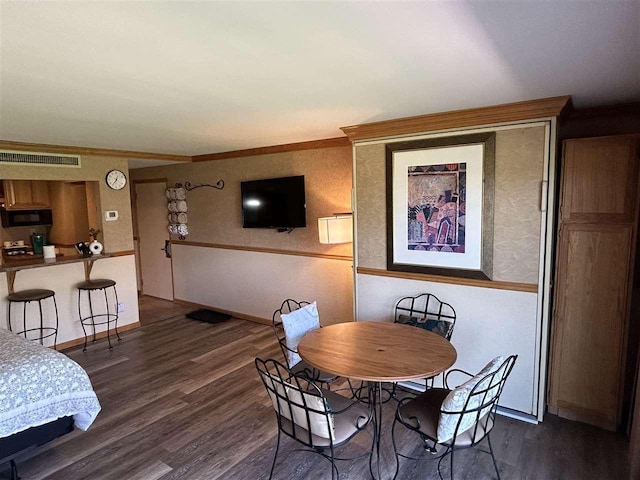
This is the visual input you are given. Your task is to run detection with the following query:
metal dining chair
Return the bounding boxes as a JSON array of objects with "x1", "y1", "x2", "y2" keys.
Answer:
[
  {"x1": 271, "y1": 299, "x2": 339, "y2": 386},
  {"x1": 394, "y1": 293, "x2": 457, "y2": 391},
  {"x1": 255, "y1": 357, "x2": 372, "y2": 480},
  {"x1": 391, "y1": 355, "x2": 517, "y2": 480}
]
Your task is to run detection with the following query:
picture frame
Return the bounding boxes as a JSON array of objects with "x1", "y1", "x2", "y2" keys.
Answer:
[{"x1": 386, "y1": 133, "x2": 495, "y2": 280}]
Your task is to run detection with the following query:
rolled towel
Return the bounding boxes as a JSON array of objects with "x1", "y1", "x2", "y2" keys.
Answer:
[
  {"x1": 175, "y1": 200, "x2": 188, "y2": 212},
  {"x1": 177, "y1": 212, "x2": 188, "y2": 224},
  {"x1": 175, "y1": 188, "x2": 186, "y2": 200}
]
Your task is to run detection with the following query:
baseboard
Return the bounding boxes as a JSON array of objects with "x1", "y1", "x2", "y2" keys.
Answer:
[
  {"x1": 497, "y1": 406, "x2": 538, "y2": 424},
  {"x1": 56, "y1": 321, "x2": 141, "y2": 351},
  {"x1": 173, "y1": 298, "x2": 271, "y2": 326}
]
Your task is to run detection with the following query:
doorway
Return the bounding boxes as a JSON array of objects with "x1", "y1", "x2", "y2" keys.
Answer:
[{"x1": 134, "y1": 180, "x2": 174, "y2": 301}]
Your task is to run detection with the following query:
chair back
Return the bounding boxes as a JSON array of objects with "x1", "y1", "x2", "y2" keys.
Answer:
[
  {"x1": 272, "y1": 299, "x2": 311, "y2": 367},
  {"x1": 394, "y1": 293, "x2": 457, "y2": 340},
  {"x1": 440, "y1": 355, "x2": 517, "y2": 445},
  {"x1": 255, "y1": 357, "x2": 335, "y2": 447}
]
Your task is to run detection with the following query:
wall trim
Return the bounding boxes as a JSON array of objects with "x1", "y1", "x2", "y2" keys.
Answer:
[
  {"x1": 191, "y1": 136, "x2": 351, "y2": 162},
  {"x1": 171, "y1": 240, "x2": 353, "y2": 261},
  {"x1": 340, "y1": 96, "x2": 572, "y2": 142},
  {"x1": 56, "y1": 321, "x2": 141, "y2": 351},
  {"x1": 132, "y1": 178, "x2": 169, "y2": 184},
  {"x1": 0, "y1": 140, "x2": 191, "y2": 162},
  {"x1": 356, "y1": 267, "x2": 538, "y2": 293},
  {"x1": 173, "y1": 298, "x2": 271, "y2": 325}
]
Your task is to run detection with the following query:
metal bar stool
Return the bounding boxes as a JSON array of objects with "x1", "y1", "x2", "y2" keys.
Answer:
[
  {"x1": 7, "y1": 289, "x2": 59, "y2": 349},
  {"x1": 77, "y1": 279, "x2": 120, "y2": 351}
]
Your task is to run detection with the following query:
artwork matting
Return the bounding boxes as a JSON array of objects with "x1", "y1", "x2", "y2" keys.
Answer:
[{"x1": 385, "y1": 133, "x2": 495, "y2": 280}]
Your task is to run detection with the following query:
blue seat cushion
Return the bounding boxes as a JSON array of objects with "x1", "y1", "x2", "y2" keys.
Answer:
[{"x1": 397, "y1": 314, "x2": 452, "y2": 339}]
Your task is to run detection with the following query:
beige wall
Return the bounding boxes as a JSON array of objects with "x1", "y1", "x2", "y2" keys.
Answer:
[
  {"x1": 0, "y1": 155, "x2": 134, "y2": 252},
  {"x1": 130, "y1": 146, "x2": 353, "y2": 257},
  {"x1": 130, "y1": 146, "x2": 355, "y2": 323},
  {"x1": 355, "y1": 126, "x2": 545, "y2": 284}
]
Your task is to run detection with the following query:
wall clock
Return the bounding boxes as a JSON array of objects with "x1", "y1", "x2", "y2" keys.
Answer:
[{"x1": 105, "y1": 169, "x2": 127, "y2": 190}]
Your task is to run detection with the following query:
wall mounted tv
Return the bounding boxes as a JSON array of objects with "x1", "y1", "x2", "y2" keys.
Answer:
[{"x1": 241, "y1": 175, "x2": 306, "y2": 229}]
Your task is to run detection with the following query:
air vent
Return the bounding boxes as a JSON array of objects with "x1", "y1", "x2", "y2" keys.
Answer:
[{"x1": 0, "y1": 150, "x2": 81, "y2": 168}]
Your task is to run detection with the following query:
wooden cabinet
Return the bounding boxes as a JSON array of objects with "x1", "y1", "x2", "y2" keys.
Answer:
[
  {"x1": 47, "y1": 182, "x2": 90, "y2": 246},
  {"x1": 3, "y1": 180, "x2": 51, "y2": 210},
  {"x1": 549, "y1": 135, "x2": 639, "y2": 431}
]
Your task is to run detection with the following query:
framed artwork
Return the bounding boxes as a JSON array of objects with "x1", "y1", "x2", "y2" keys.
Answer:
[{"x1": 386, "y1": 133, "x2": 495, "y2": 280}]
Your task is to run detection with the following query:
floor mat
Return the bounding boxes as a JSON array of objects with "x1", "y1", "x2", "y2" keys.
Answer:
[{"x1": 185, "y1": 309, "x2": 231, "y2": 324}]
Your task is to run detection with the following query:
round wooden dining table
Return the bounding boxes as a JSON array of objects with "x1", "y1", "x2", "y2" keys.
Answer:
[{"x1": 298, "y1": 321, "x2": 457, "y2": 480}]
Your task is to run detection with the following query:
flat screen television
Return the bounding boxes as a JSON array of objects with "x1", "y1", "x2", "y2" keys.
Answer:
[{"x1": 241, "y1": 175, "x2": 306, "y2": 229}]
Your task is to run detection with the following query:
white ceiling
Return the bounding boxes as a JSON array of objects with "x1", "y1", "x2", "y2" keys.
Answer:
[{"x1": 1, "y1": 1, "x2": 638, "y2": 158}]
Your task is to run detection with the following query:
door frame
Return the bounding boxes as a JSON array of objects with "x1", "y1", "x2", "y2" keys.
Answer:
[{"x1": 132, "y1": 178, "x2": 174, "y2": 300}]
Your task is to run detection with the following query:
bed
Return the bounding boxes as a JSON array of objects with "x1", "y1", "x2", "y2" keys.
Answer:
[{"x1": 0, "y1": 328, "x2": 101, "y2": 479}]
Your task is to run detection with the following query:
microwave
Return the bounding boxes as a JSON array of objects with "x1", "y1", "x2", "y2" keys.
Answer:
[{"x1": 1, "y1": 209, "x2": 53, "y2": 228}]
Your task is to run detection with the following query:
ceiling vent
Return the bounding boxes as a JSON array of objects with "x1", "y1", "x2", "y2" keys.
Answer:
[{"x1": 0, "y1": 150, "x2": 81, "y2": 168}]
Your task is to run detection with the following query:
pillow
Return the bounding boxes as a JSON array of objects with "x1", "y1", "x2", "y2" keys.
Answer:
[
  {"x1": 281, "y1": 302, "x2": 320, "y2": 367},
  {"x1": 262, "y1": 372, "x2": 334, "y2": 440},
  {"x1": 287, "y1": 387, "x2": 334, "y2": 440},
  {"x1": 437, "y1": 355, "x2": 506, "y2": 443},
  {"x1": 397, "y1": 314, "x2": 453, "y2": 339}
]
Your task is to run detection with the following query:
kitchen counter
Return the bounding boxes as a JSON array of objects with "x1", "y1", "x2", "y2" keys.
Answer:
[
  {"x1": 1, "y1": 253, "x2": 112, "y2": 272},
  {"x1": 0, "y1": 252, "x2": 140, "y2": 349},
  {"x1": 2, "y1": 253, "x2": 113, "y2": 294}
]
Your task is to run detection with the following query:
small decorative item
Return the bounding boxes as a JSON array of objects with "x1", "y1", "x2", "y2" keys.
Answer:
[
  {"x1": 105, "y1": 169, "x2": 127, "y2": 190},
  {"x1": 89, "y1": 227, "x2": 102, "y2": 242},
  {"x1": 89, "y1": 240, "x2": 104, "y2": 255},
  {"x1": 75, "y1": 242, "x2": 92, "y2": 256},
  {"x1": 386, "y1": 133, "x2": 495, "y2": 280}
]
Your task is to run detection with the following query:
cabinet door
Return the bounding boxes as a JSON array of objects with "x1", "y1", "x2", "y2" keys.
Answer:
[
  {"x1": 561, "y1": 137, "x2": 638, "y2": 223},
  {"x1": 550, "y1": 224, "x2": 632, "y2": 429},
  {"x1": 5, "y1": 180, "x2": 32, "y2": 209},
  {"x1": 30, "y1": 181, "x2": 50, "y2": 208},
  {"x1": 3, "y1": 180, "x2": 50, "y2": 209}
]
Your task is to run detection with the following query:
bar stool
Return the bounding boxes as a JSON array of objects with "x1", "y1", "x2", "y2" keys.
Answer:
[
  {"x1": 7, "y1": 289, "x2": 59, "y2": 349},
  {"x1": 77, "y1": 279, "x2": 121, "y2": 351}
]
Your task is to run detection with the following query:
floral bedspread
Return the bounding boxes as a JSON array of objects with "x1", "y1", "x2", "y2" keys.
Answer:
[{"x1": 0, "y1": 328, "x2": 101, "y2": 438}]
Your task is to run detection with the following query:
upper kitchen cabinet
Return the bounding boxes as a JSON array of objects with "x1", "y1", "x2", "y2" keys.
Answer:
[{"x1": 3, "y1": 180, "x2": 51, "y2": 210}]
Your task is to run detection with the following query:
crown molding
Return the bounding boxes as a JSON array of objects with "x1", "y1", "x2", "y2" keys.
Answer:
[
  {"x1": 341, "y1": 96, "x2": 572, "y2": 142},
  {"x1": 192, "y1": 136, "x2": 351, "y2": 162}
]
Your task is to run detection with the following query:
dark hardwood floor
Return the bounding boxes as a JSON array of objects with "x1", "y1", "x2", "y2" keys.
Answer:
[{"x1": 1, "y1": 296, "x2": 630, "y2": 479}]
